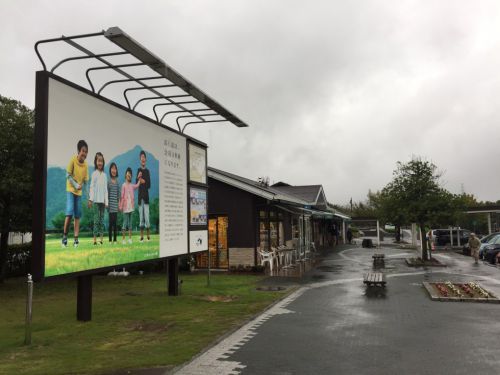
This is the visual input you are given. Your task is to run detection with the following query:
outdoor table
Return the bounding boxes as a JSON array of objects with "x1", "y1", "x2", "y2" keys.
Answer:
[{"x1": 277, "y1": 247, "x2": 296, "y2": 269}]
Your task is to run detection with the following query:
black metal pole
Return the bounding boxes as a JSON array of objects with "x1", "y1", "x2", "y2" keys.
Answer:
[
  {"x1": 77, "y1": 275, "x2": 92, "y2": 321},
  {"x1": 167, "y1": 258, "x2": 179, "y2": 296}
]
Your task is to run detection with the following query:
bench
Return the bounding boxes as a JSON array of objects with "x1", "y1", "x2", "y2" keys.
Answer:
[
  {"x1": 372, "y1": 253, "x2": 385, "y2": 267},
  {"x1": 363, "y1": 272, "x2": 386, "y2": 287},
  {"x1": 362, "y1": 239, "x2": 374, "y2": 248}
]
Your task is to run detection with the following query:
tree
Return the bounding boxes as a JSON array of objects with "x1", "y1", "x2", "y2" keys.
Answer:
[
  {"x1": 371, "y1": 190, "x2": 407, "y2": 242},
  {"x1": 381, "y1": 158, "x2": 458, "y2": 260},
  {"x1": 336, "y1": 191, "x2": 380, "y2": 218},
  {"x1": 0, "y1": 95, "x2": 34, "y2": 282}
]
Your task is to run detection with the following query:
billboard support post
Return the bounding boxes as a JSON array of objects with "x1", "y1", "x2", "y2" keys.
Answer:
[
  {"x1": 77, "y1": 275, "x2": 92, "y2": 321},
  {"x1": 167, "y1": 258, "x2": 179, "y2": 296}
]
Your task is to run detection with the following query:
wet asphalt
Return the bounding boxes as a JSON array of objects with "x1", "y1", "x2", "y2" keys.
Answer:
[{"x1": 226, "y1": 245, "x2": 500, "y2": 375}]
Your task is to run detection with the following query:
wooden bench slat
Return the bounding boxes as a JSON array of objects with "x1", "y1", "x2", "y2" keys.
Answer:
[{"x1": 363, "y1": 272, "x2": 385, "y2": 286}]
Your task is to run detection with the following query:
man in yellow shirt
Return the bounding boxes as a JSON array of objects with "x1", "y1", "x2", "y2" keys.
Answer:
[{"x1": 62, "y1": 140, "x2": 89, "y2": 248}]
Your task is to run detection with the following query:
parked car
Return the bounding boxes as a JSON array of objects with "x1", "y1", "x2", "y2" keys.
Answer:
[
  {"x1": 429, "y1": 229, "x2": 471, "y2": 249},
  {"x1": 463, "y1": 232, "x2": 500, "y2": 257},
  {"x1": 483, "y1": 236, "x2": 500, "y2": 264},
  {"x1": 479, "y1": 232, "x2": 500, "y2": 260}
]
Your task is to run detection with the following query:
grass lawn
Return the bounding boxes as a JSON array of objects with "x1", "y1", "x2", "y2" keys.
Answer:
[
  {"x1": 45, "y1": 233, "x2": 160, "y2": 276},
  {"x1": 0, "y1": 272, "x2": 287, "y2": 375}
]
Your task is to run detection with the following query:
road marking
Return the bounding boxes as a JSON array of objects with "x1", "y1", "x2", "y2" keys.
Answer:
[{"x1": 174, "y1": 288, "x2": 307, "y2": 374}]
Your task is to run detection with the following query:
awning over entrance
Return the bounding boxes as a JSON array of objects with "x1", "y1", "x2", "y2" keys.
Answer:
[
  {"x1": 333, "y1": 212, "x2": 350, "y2": 220},
  {"x1": 274, "y1": 204, "x2": 337, "y2": 219}
]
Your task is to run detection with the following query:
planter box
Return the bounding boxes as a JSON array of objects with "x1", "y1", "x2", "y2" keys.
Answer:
[{"x1": 423, "y1": 282, "x2": 500, "y2": 303}]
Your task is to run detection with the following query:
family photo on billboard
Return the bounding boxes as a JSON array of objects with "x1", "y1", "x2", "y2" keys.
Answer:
[
  {"x1": 42, "y1": 77, "x2": 191, "y2": 277},
  {"x1": 46, "y1": 137, "x2": 160, "y2": 277}
]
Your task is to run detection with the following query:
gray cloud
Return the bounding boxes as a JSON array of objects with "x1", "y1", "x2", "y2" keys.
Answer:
[{"x1": 1, "y1": 0, "x2": 500, "y2": 204}]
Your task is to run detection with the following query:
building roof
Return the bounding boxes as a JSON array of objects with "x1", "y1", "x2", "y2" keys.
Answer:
[
  {"x1": 208, "y1": 167, "x2": 308, "y2": 206},
  {"x1": 271, "y1": 184, "x2": 328, "y2": 208},
  {"x1": 208, "y1": 167, "x2": 351, "y2": 221}
]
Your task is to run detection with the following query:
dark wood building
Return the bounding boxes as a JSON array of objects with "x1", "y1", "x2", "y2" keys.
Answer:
[{"x1": 195, "y1": 167, "x2": 350, "y2": 269}]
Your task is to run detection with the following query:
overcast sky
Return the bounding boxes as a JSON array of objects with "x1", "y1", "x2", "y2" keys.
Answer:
[{"x1": 2, "y1": 0, "x2": 500, "y2": 205}]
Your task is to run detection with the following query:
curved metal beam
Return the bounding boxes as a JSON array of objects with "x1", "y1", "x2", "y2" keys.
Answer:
[
  {"x1": 152, "y1": 101, "x2": 200, "y2": 122},
  {"x1": 86, "y1": 62, "x2": 147, "y2": 93},
  {"x1": 181, "y1": 119, "x2": 229, "y2": 133},
  {"x1": 51, "y1": 51, "x2": 129, "y2": 73},
  {"x1": 160, "y1": 108, "x2": 214, "y2": 125},
  {"x1": 132, "y1": 94, "x2": 192, "y2": 111},
  {"x1": 123, "y1": 84, "x2": 176, "y2": 109},
  {"x1": 34, "y1": 31, "x2": 105, "y2": 71},
  {"x1": 97, "y1": 76, "x2": 165, "y2": 95},
  {"x1": 176, "y1": 114, "x2": 223, "y2": 133}
]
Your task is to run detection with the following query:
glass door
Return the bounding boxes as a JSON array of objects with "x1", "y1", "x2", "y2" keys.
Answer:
[
  {"x1": 196, "y1": 216, "x2": 228, "y2": 269},
  {"x1": 216, "y1": 216, "x2": 228, "y2": 268}
]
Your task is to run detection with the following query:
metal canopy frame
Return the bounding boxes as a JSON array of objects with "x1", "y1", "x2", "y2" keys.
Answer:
[{"x1": 35, "y1": 26, "x2": 249, "y2": 133}]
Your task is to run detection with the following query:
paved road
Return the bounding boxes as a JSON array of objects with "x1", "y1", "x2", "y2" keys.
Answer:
[{"x1": 174, "y1": 246, "x2": 500, "y2": 375}]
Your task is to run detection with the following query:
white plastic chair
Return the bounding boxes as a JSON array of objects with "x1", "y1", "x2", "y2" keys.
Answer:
[
  {"x1": 271, "y1": 247, "x2": 283, "y2": 269},
  {"x1": 258, "y1": 249, "x2": 274, "y2": 273}
]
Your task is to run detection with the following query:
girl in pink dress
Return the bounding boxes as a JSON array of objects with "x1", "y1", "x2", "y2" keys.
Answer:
[{"x1": 119, "y1": 167, "x2": 142, "y2": 244}]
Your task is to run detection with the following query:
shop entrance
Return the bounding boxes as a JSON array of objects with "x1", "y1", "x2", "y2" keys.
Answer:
[{"x1": 196, "y1": 216, "x2": 228, "y2": 269}]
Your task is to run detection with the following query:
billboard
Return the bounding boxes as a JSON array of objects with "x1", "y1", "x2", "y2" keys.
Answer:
[{"x1": 34, "y1": 73, "x2": 207, "y2": 278}]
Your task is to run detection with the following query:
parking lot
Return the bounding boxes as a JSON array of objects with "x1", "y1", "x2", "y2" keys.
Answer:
[{"x1": 176, "y1": 244, "x2": 500, "y2": 375}]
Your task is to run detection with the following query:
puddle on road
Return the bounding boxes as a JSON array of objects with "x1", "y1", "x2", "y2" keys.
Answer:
[
  {"x1": 317, "y1": 265, "x2": 344, "y2": 273},
  {"x1": 364, "y1": 286, "x2": 387, "y2": 299},
  {"x1": 311, "y1": 274, "x2": 327, "y2": 280}
]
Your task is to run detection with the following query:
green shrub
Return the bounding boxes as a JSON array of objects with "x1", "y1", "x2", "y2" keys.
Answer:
[{"x1": 7, "y1": 242, "x2": 32, "y2": 277}]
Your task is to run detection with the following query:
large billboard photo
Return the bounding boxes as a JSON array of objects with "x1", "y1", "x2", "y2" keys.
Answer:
[{"x1": 40, "y1": 75, "x2": 194, "y2": 277}]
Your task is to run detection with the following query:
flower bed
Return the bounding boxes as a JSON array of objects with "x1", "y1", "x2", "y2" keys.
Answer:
[{"x1": 423, "y1": 281, "x2": 499, "y2": 303}]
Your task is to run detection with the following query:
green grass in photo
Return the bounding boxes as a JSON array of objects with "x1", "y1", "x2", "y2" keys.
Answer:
[
  {"x1": 45, "y1": 234, "x2": 160, "y2": 276},
  {"x1": 0, "y1": 273, "x2": 287, "y2": 375}
]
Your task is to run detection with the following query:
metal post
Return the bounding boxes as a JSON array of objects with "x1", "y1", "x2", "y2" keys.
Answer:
[
  {"x1": 419, "y1": 225, "x2": 423, "y2": 254},
  {"x1": 449, "y1": 227, "x2": 453, "y2": 248},
  {"x1": 168, "y1": 258, "x2": 179, "y2": 296},
  {"x1": 457, "y1": 227, "x2": 461, "y2": 247},
  {"x1": 376, "y1": 220, "x2": 381, "y2": 248},
  {"x1": 207, "y1": 249, "x2": 211, "y2": 286},
  {"x1": 411, "y1": 223, "x2": 417, "y2": 247},
  {"x1": 342, "y1": 221, "x2": 346, "y2": 245},
  {"x1": 77, "y1": 275, "x2": 92, "y2": 321},
  {"x1": 488, "y1": 213, "x2": 492, "y2": 235},
  {"x1": 24, "y1": 274, "x2": 33, "y2": 345}
]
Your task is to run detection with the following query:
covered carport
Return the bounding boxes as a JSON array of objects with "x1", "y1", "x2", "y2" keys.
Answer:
[{"x1": 466, "y1": 205, "x2": 500, "y2": 235}]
